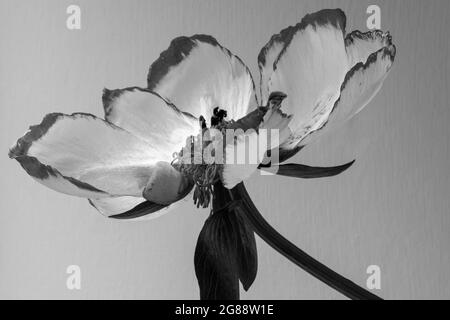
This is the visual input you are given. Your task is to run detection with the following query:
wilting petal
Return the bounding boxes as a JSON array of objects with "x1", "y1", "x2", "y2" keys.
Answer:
[
  {"x1": 259, "y1": 9, "x2": 348, "y2": 128},
  {"x1": 258, "y1": 9, "x2": 396, "y2": 159},
  {"x1": 302, "y1": 45, "x2": 396, "y2": 145},
  {"x1": 9, "y1": 113, "x2": 161, "y2": 197},
  {"x1": 334, "y1": 45, "x2": 396, "y2": 125},
  {"x1": 345, "y1": 30, "x2": 393, "y2": 68},
  {"x1": 147, "y1": 34, "x2": 257, "y2": 122},
  {"x1": 103, "y1": 87, "x2": 199, "y2": 159},
  {"x1": 258, "y1": 26, "x2": 294, "y2": 103},
  {"x1": 11, "y1": 156, "x2": 106, "y2": 198},
  {"x1": 89, "y1": 197, "x2": 172, "y2": 221}
]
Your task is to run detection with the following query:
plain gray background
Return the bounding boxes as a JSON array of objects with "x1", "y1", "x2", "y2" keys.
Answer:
[{"x1": 1, "y1": 0, "x2": 449, "y2": 299}]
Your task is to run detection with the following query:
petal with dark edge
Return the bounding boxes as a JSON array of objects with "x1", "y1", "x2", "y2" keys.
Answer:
[
  {"x1": 257, "y1": 9, "x2": 396, "y2": 160},
  {"x1": 258, "y1": 25, "x2": 295, "y2": 103},
  {"x1": 147, "y1": 34, "x2": 257, "y2": 122},
  {"x1": 89, "y1": 197, "x2": 173, "y2": 221},
  {"x1": 103, "y1": 87, "x2": 199, "y2": 159},
  {"x1": 264, "y1": 9, "x2": 348, "y2": 150},
  {"x1": 302, "y1": 45, "x2": 396, "y2": 146},
  {"x1": 13, "y1": 156, "x2": 107, "y2": 198},
  {"x1": 258, "y1": 9, "x2": 347, "y2": 108},
  {"x1": 345, "y1": 30, "x2": 393, "y2": 68},
  {"x1": 9, "y1": 113, "x2": 162, "y2": 198}
]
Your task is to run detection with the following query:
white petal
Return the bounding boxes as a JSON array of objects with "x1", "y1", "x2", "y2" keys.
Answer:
[
  {"x1": 14, "y1": 156, "x2": 107, "y2": 198},
  {"x1": 221, "y1": 106, "x2": 292, "y2": 189},
  {"x1": 147, "y1": 35, "x2": 257, "y2": 122},
  {"x1": 103, "y1": 87, "x2": 199, "y2": 160},
  {"x1": 222, "y1": 129, "x2": 261, "y2": 189},
  {"x1": 143, "y1": 161, "x2": 193, "y2": 205},
  {"x1": 303, "y1": 45, "x2": 396, "y2": 145},
  {"x1": 345, "y1": 30, "x2": 393, "y2": 68},
  {"x1": 258, "y1": 28, "x2": 292, "y2": 103},
  {"x1": 262, "y1": 9, "x2": 349, "y2": 149},
  {"x1": 9, "y1": 113, "x2": 161, "y2": 197},
  {"x1": 258, "y1": 9, "x2": 396, "y2": 160}
]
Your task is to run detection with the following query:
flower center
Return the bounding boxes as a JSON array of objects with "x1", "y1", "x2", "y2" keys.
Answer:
[{"x1": 172, "y1": 107, "x2": 230, "y2": 208}]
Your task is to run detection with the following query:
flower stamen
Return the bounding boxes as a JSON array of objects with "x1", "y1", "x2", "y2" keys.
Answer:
[{"x1": 172, "y1": 107, "x2": 230, "y2": 208}]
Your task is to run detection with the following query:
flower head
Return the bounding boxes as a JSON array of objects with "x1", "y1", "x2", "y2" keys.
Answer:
[
  {"x1": 9, "y1": 9, "x2": 395, "y2": 219},
  {"x1": 9, "y1": 9, "x2": 395, "y2": 299}
]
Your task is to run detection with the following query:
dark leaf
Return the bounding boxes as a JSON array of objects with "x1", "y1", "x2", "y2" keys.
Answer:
[
  {"x1": 234, "y1": 210, "x2": 257, "y2": 291},
  {"x1": 194, "y1": 183, "x2": 258, "y2": 300},
  {"x1": 108, "y1": 201, "x2": 167, "y2": 220},
  {"x1": 194, "y1": 210, "x2": 240, "y2": 300},
  {"x1": 259, "y1": 160, "x2": 355, "y2": 179}
]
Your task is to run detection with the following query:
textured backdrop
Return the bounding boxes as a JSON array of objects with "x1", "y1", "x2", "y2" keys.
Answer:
[{"x1": 1, "y1": 0, "x2": 449, "y2": 299}]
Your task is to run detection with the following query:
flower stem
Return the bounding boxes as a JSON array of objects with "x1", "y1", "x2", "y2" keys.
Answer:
[{"x1": 231, "y1": 183, "x2": 382, "y2": 300}]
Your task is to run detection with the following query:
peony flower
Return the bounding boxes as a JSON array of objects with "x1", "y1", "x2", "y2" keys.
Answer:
[{"x1": 9, "y1": 9, "x2": 395, "y2": 300}]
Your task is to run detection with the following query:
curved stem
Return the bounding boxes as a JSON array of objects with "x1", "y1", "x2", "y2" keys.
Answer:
[{"x1": 231, "y1": 183, "x2": 382, "y2": 300}]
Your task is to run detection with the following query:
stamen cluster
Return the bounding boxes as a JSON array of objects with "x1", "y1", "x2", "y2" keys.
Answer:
[{"x1": 172, "y1": 108, "x2": 230, "y2": 208}]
